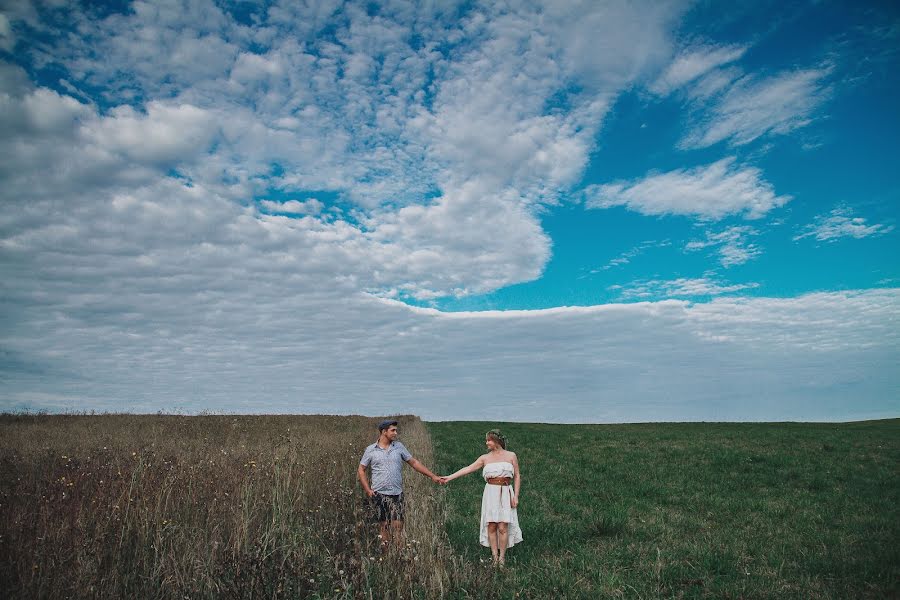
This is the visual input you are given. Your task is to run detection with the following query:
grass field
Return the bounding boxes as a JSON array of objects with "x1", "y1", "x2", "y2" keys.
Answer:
[
  {"x1": 1, "y1": 414, "x2": 897, "y2": 598},
  {"x1": 0, "y1": 413, "x2": 450, "y2": 599},
  {"x1": 429, "y1": 420, "x2": 900, "y2": 599}
]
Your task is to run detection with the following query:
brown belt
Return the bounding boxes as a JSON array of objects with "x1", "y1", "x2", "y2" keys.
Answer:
[{"x1": 486, "y1": 476, "x2": 514, "y2": 506}]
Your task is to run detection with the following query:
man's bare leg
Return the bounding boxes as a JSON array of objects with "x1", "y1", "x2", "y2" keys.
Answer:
[
  {"x1": 379, "y1": 521, "x2": 391, "y2": 550},
  {"x1": 497, "y1": 522, "x2": 509, "y2": 565},
  {"x1": 391, "y1": 519, "x2": 403, "y2": 549},
  {"x1": 487, "y1": 522, "x2": 499, "y2": 564}
]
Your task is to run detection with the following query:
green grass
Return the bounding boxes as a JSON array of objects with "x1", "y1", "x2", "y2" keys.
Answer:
[{"x1": 429, "y1": 420, "x2": 900, "y2": 599}]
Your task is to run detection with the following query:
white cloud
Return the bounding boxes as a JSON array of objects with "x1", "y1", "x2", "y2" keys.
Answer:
[
  {"x1": 360, "y1": 183, "x2": 551, "y2": 298},
  {"x1": 609, "y1": 277, "x2": 759, "y2": 300},
  {"x1": 681, "y1": 67, "x2": 831, "y2": 148},
  {"x1": 259, "y1": 198, "x2": 324, "y2": 215},
  {"x1": 584, "y1": 157, "x2": 791, "y2": 220},
  {"x1": 6, "y1": 86, "x2": 92, "y2": 134},
  {"x1": 685, "y1": 225, "x2": 761, "y2": 267},
  {"x1": 650, "y1": 35, "x2": 831, "y2": 149},
  {"x1": 0, "y1": 13, "x2": 14, "y2": 53},
  {"x1": 650, "y1": 43, "x2": 747, "y2": 95},
  {"x1": 594, "y1": 239, "x2": 672, "y2": 271},
  {"x1": 794, "y1": 207, "x2": 894, "y2": 242},
  {"x1": 83, "y1": 102, "x2": 220, "y2": 165},
  {"x1": 3, "y1": 2, "x2": 897, "y2": 422},
  {"x1": 3, "y1": 285, "x2": 897, "y2": 422},
  {"x1": 2, "y1": 0, "x2": 686, "y2": 300}
]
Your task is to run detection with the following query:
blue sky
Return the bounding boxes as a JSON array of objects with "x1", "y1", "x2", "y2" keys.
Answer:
[
  {"x1": 1, "y1": 0, "x2": 898, "y2": 422},
  {"x1": 420, "y1": 1, "x2": 900, "y2": 311}
]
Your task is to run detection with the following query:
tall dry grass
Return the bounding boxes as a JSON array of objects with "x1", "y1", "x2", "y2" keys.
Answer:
[{"x1": 0, "y1": 413, "x2": 452, "y2": 599}]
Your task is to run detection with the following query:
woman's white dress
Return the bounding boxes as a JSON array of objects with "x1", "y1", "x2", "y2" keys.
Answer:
[{"x1": 479, "y1": 461, "x2": 523, "y2": 548}]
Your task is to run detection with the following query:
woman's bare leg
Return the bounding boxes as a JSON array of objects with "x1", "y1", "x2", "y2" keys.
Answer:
[
  {"x1": 497, "y1": 522, "x2": 509, "y2": 564},
  {"x1": 487, "y1": 522, "x2": 499, "y2": 563}
]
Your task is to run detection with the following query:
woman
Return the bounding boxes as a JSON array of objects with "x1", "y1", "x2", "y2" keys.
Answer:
[{"x1": 441, "y1": 429, "x2": 523, "y2": 565}]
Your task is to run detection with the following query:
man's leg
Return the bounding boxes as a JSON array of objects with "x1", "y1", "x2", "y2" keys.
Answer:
[
  {"x1": 497, "y1": 522, "x2": 509, "y2": 564},
  {"x1": 383, "y1": 494, "x2": 404, "y2": 549},
  {"x1": 379, "y1": 520, "x2": 391, "y2": 548},
  {"x1": 486, "y1": 522, "x2": 499, "y2": 563},
  {"x1": 371, "y1": 494, "x2": 391, "y2": 549},
  {"x1": 390, "y1": 519, "x2": 403, "y2": 548}
]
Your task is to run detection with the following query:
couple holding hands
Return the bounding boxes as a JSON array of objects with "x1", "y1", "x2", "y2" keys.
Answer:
[{"x1": 357, "y1": 420, "x2": 523, "y2": 565}]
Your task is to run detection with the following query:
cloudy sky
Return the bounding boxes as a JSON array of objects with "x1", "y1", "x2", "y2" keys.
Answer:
[{"x1": 1, "y1": 0, "x2": 898, "y2": 422}]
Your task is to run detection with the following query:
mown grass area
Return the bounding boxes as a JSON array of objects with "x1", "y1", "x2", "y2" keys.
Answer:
[
  {"x1": 0, "y1": 413, "x2": 450, "y2": 599},
  {"x1": 429, "y1": 420, "x2": 900, "y2": 599}
]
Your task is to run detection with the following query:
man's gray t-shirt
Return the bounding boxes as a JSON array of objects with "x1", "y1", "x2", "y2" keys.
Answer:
[{"x1": 360, "y1": 441, "x2": 412, "y2": 495}]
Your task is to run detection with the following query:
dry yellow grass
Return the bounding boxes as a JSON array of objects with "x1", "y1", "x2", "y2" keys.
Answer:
[{"x1": 0, "y1": 413, "x2": 452, "y2": 599}]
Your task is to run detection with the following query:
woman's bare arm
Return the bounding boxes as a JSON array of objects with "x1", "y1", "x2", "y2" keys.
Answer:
[
  {"x1": 444, "y1": 455, "x2": 485, "y2": 482},
  {"x1": 511, "y1": 453, "x2": 521, "y2": 506}
]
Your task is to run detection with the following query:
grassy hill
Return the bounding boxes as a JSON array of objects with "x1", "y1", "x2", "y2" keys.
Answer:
[
  {"x1": 1, "y1": 414, "x2": 896, "y2": 598},
  {"x1": 429, "y1": 420, "x2": 900, "y2": 598}
]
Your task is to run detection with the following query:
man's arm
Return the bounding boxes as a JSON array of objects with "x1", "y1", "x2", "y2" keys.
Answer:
[
  {"x1": 406, "y1": 457, "x2": 441, "y2": 483},
  {"x1": 357, "y1": 463, "x2": 375, "y2": 497}
]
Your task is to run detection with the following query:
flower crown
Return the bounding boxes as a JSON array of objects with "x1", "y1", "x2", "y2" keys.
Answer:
[{"x1": 486, "y1": 429, "x2": 507, "y2": 449}]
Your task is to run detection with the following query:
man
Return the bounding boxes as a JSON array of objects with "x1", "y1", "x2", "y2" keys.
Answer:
[{"x1": 357, "y1": 419, "x2": 442, "y2": 548}]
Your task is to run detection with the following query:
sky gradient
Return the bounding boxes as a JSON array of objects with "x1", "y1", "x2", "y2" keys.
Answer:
[{"x1": 1, "y1": 0, "x2": 898, "y2": 422}]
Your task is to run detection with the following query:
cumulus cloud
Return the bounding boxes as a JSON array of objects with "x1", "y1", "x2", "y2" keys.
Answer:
[
  {"x1": 1, "y1": 0, "x2": 688, "y2": 301},
  {"x1": 83, "y1": 102, "x2": 220, "y2": 165},
  {"x1": 360, "y1": 183, "x2": 551, "y2": 299},
  {"x1": 685, "y1": 225, "x2": 761, "y2": 267},
  {"x1": 794, "y1": 207, "x2": 894, "y2": 242},
  {"x1": 584, "y1": 158, "x2": 791, "y2": 220},
  {"x1": 259, "y1": 198, "x2": 324, "y2": 215}
]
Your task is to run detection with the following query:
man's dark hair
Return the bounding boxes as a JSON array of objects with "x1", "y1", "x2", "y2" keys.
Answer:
[{"x1": 378, "y1": 419, "x2": 399, "y2": 432}]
